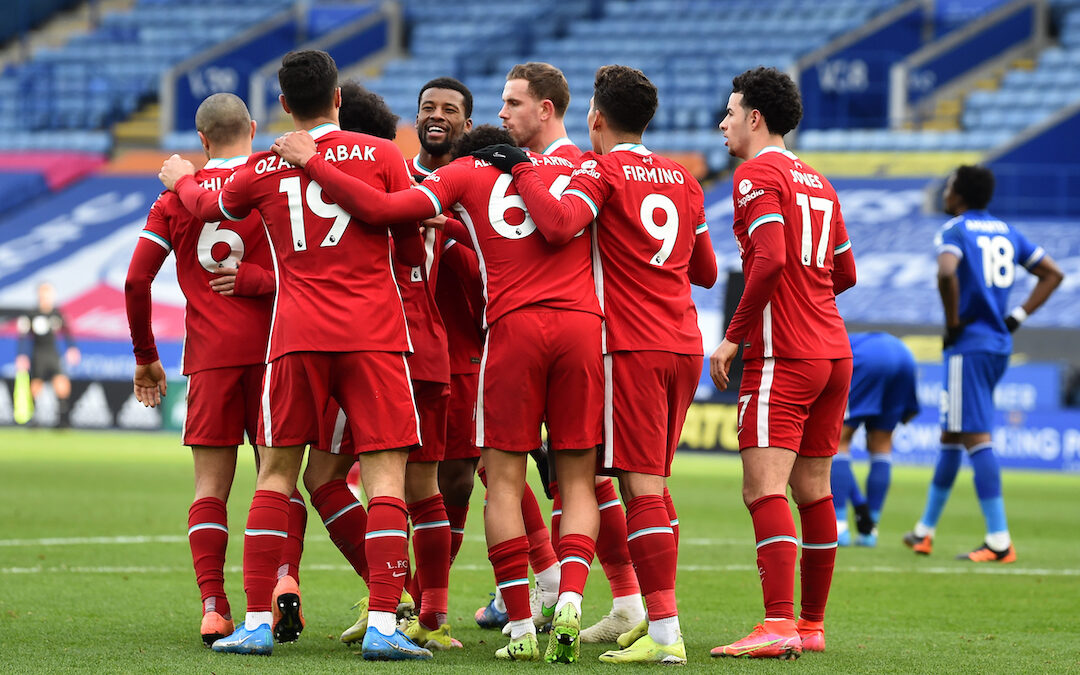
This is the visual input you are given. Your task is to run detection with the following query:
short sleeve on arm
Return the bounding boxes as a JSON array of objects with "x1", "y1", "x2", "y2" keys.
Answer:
[
  {"x1": 832, "y1": 201, "x2": 851, "y2": 255},
  {"x1": 934, "y1": 220, "x2": 964, "y2": 259},
  {"x1": 1013, "y1": 229, "x2": 1045, "y2": 270},
  {"x1": 218, "y1": 168, "x2": 255, "y2": 222},
  {"x1": 140, "y1": 195, "x2": 173, "y2": 252},
  {"x1": 732, "y1": 163, "x2": 783, "y2": 237},
  {"x1": 562, "y1": 153, "x2": 611, "y2": 219}
]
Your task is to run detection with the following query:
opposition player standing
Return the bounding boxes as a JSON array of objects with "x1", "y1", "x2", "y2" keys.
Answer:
[
  {"x1": 14, "y1": 282, "x2": 80, "y2": 427},
  {"x1": 832, "y1": 333, "x2": 919, "y2": 547},
  {"x1": 158, "y1": 50, "x2": 432, "y2": 660},
  {"x1": 709, "y1": 67, "x2": 857, "y2": 659},
  {"x1": 272, "y1": 123, "x2": 604, "y2": 663},
  {"x1": 496, "y1": 61, "x2": 644, "y2": 643},
  {"x1": 476, "y1": 64, "x2": 718, "y2": 664},
  {"x1": 903, "y1": 165, "x2": 1062, "y2": 562},
  {"x1": 125, "y1": 93, "x2": 308, "y2": 647}
]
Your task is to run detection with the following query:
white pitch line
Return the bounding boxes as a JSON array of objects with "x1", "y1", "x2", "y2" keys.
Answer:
[
  {"x1": 2, "y1": 562, "x2": 1077, "y2": 577},
  {"x1": 0, "y1": 534, "x2": 742, "y2": 548}
]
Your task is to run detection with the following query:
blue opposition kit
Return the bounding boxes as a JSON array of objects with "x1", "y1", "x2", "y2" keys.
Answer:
[
  {"x1": 933, "y1": 210, "x2": 1045, "y2": 432},
  {"x1": 845, "y1": 332, "x2": 919, "y2": 432}
]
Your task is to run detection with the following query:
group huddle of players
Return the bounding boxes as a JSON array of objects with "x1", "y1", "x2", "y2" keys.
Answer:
[{"x1": 126, "y1": 48, "x2": 860, "y2": 664}]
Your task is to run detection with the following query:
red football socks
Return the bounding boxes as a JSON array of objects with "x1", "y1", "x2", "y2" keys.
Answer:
[
  {"x1": 663, "y1": 486, "x2": 679, "y2": 550},
  {"x1": 749, "y1": 493, "x2": 798, "y2": 620},
  {"x1": 278, "y1": 489, "x2": 307, "y2": 583},
  {"x1": 365, "y1": 496, "x2": 410, "y2": 614},
  {"x1": 188, "y1": 497, "x2": 230, "y2": 618},
  {"x1": 557, "y1": 533, "x2": 596, "y2": 598},
  {"x1": 798, "y1": 495, "x2": 837, "y2": 623},
  {"x1": 625, "y1": 495, "x2": 678, "y2": 620},
  {"x1": 595, "y1": 479, "x2": 639, "y2": 598},
  {"x1": 243, "y1": 490, "x2": 290, "y2": 613},
  {"x1": 310, "y1": 479, "x2": 369, "y2": 582},
  {"x1": 488, "y1": 535, "x2": 531, "y2": 622},
  {"x1": 445, "y1": 502, "x2": 469, "y2": 565},
  {"x1": 408, "y1": 494, "x2": 451, "y2": 628},
  {"x1": 522, "y1": 484, "x2": 558, "y2": 573}
]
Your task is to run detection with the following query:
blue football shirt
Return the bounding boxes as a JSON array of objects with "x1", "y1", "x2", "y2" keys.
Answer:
[{"x1": 933, "y1": 209, "x2": 1044, "y2": 354}]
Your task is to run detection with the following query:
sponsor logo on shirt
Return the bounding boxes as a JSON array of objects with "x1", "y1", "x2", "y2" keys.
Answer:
[
  {"x1": 573, "y1": 159, "x2": 601, "y2": 179},
  {"x1": 739, "y1": 178, "x2": 753, "y2": 195},
  {"x1": 737, "y1": 189, "x2": 764, "y2": 208}
]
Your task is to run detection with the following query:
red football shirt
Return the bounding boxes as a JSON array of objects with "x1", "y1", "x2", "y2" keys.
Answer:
[
  {"x1": 175, "y1": 124, "x2": 416, "y2": 361},
  {"x1": 435, "y1": 239, "x2": 485, "y2": 375},
  {"x1": 725, "y1": 146, "x2": 852, "y2": 360},
  {"x1": 132, "y1": 157, "x2": 272, "y2": 373},
  {"x1": 391, "y1": 154, "x2": 450, "y2": 384},
  {"x1": 417, "y1": 153, "x2": 601, "y2": 327},
  {"x1": 510, "y1": 143, "x2": 714, "y2": 355}
]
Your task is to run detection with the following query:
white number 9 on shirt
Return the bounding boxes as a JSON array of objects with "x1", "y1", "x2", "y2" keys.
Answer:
[
  {"x1": 488, "y1": 173, "x2": 571, "y2": 239},
  {"x1": 640, "y1": 193, "x2": 679, "y2": 266},
  {"x1": 197, "y1": 221, "x2": 245, "y2": 272}
]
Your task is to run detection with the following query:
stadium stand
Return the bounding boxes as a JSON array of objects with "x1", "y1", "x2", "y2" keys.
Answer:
[{"x1": 0, "y1": 0, "x2": 294, "y2": 152}]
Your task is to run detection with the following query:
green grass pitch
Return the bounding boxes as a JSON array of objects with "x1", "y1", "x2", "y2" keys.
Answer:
[{"x1": 1, "y1": 427, "x2": 1078, "y2": 673}]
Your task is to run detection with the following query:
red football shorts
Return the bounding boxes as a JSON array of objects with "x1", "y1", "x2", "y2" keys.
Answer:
[
  {"x1": 257, "y1": 351, "x2": 420, "y2": 452},
  {"x1": 408, "y1": 380, "x2": 449, "y2": 463},
  {"x1": 443, "y1": 371, "x2": 480, "y2": 461},
  {"x1": 183, "y1": 363, "x2": 264, "y2": 447},
  {"x1": 737, "y1": 357, "x2": 852, "y2": 456},
  {"x1": 477, "y1": 308, "x2": 602, "y2": 452},
  {"x1": 602, "y1": 350, "x2": 701, "y2": 476}
]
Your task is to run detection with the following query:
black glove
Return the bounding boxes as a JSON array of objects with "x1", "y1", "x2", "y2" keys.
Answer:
[
  {"x1": 943, "y1": 324, "x2": 964, "y2": 349},
  {"x1": 1004, "y1": 315, "x2": 1021, "y2": 333},
  {"x1": 471, "y1": 144, "x2": 530, "y2": 173}
]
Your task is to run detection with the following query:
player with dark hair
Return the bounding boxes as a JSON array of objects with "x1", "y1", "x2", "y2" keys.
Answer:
[
  {"x1": 903, "y1": 165, "x2": 1063, "y2": 563},
  {"x1": 271, "y1": 122, "x2": 604, "y2": 663},
  {"x1": 472, "y1": 63, "x2": 718, "y2": 665},
  {"x1": 14, "y1": 282, "x2": 80, "y2": 427},
  {"x1": 157, "y1": 49, "x2": 432, "y2": 660},
  {"x1": 338, "y1": 80, "x2": 399, "y2": 140},
  {"x1": 709, "y1": 66, "x2": 856, "y2": 659},
  {"x1": 831, "y1": 333, "x2": 919, "y2": 547}
]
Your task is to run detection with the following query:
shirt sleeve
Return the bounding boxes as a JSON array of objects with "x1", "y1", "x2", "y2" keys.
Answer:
[
  {"x1": 233, "y1": 262, "x2": 276, "y2": 297},
  {"x1": 687, "y1": 188, "x2": 717, "y2": 288},
  {"x1": 1013, "y1": 229, "x2": 1045, "y2": 270},
  {"x1": 441, "y1": 217, "x2": 473, "y2": 249},
  {"x1": 125, "y1": 200, "x2": 172, "y2": 364},
  {"x1": 509, "y1": 158, "x2": 599, "y2": 246},
  {"x1": 733, "y1": 163, "x2": 785, "y2": 237},
  {"x1": 305, "y1": 151, "x2": 437, "y2": 224},
  {"x1": 831, "y1": 202, "x2": 856, "y2": 293},
  {"x1": 934, "y1": 221, "x2": 964, "y2": 259},
  {"x1": 175, "y1": 175, "x2": 228, "y2": 222},
  {"x1": 441, "y1": 239, "x2": 486, "y2": 333}
]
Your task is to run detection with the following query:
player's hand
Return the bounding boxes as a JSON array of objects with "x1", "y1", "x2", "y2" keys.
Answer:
[
  {"x1": 65, "y1": 346, "x2": 80, "y2": 367},
  {"x1": 272, "y1": 131, "x2": 317, "y2": 168},
  {"x1": 210, "y1": 267, "x2": 238, "y2": 296},
  {"x1": 15, "y1": 354, "x2": 29, "y2": 373},
  {"x1": 709, "y1": 338, "x2": 739, "y2": 391},
  {"x1": 159, "y1": 154, "x2": 196, "y2": 191},
  {"x1": 943, "y1": 323, "x2": 964, "y2": 348},
  {"x1": 133, "y1": 360, "x2": 167, "y2": 408},
  {"x1": 471, "y1": 144, "x2": 530, "y2": 173},
  {"x1": 423, "y1": 214, "x2": 448, "y2": 231}
]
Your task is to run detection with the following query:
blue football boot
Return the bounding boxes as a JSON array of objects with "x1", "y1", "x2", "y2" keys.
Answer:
[
  {"x1": 474, "y1": 592, "x2": 509, "y2": 629},
  {"x1": 361, "y1": 626, "x2": 433, "y2": 660},
  {"x1": 211, "y1": 623, "x2": 273, "y2": 655}
]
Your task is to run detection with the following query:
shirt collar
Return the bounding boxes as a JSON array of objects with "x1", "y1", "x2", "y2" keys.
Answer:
[
  {"x1": 611, "y1": 142, "x2": 650, "y2": 155},
  {"x1": 309, "y1": 122, "x2": 340, "y2": 140},
  {"x1": 755, "y1": 145, "x2": 798, "y2": 160},
  {"x1": 204, "y1": 155, "x2": 248, "y2": 170},
  {"x1": 411, "y1": 155, "x2": 433, "y2": 176},
  {"x1": 541, "y1": 137, "x2": 575, "y2": 155}
]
